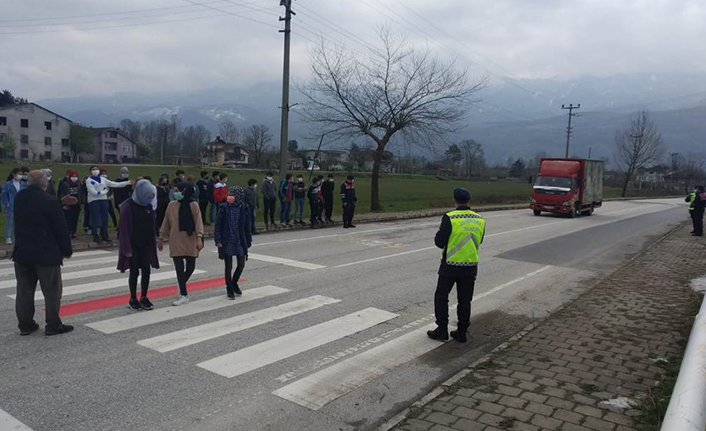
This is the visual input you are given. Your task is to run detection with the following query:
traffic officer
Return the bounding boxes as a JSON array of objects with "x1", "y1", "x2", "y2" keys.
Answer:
[
  {"x1": 687, "y1": 185, "x2": 706, "y2": 236},
  {"x1": 427, "y1": 188, "x2": 485, "y2": 343}
]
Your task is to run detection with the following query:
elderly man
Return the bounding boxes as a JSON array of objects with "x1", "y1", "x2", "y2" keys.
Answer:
[{"x1": 13, "y1": 170, "x2": 73, "y2": 336}]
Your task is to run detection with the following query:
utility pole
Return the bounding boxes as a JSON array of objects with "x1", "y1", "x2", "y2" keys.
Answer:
[
  {"x1": 561, "y1": 103, "x2": 580, "y2": 158},
  {"x1": 278, "y1": 0, "x2": 294, "y2": 179},
  {"x1": 588, "y1": 147, "x2": 592, "y2": 159}
]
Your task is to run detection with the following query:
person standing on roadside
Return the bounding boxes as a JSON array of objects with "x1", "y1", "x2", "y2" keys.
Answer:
[
  {"x1": 340, "y1": 175, "x2": 357, "y2": 228},
  {"x1": 293, "y1": 175, "x2": 306, "y2": 225},
  {"x1": 113, "y1": 167, "x2": 132, "y2": 215},
  {"x1": 197, "y1": 171, "x2": 210, "y2": 225},
  {"x1": 687, "y1": 185, "x2": 706, "y2": 237},
  {"x1": 159, "y1": 183, "x2": 204, "y2": 306},
  {"x1": 155, "y1": 174, "x2": 171, "y2": 231},
  {"x1": 279, "y1": 173, "x2": 294, "y2": 228},
  {"x1": 118, "y1": 179, "x2": 160, "y2": 311},
  {"x1": 215, "y1": 186, "x2": 252, "y2": 299},
  {"x1": 207, "y1": 171, "x2": 220, "y2": 224},
  {"x1": 213, "y1": 172, "x2": 229, "y2": 209},
  {"x1": 100, "y1": 169, "x2": 119, "y2": 229},
  {"x1": 2, "y1": 168, "x2": 27, "y2": 245},
  {"x1": 86, "y1": 166, "x2": 131, "y2": 243},
  {"x1": 427, "y1": 188, "x2": 485, "y2": 343},
  {"x1": 41, "y1": 169, "x2": 56, "y2": 197},
  {"x1": 262, "y1": 172, "x2": 277, "y2": 230},
  {"x1": 322, "y1": 174, "x2": 335, "y2": 224},
  {"x1": 244, "y1": 179, "x2": 259, "y2": 235},
  {"x1": 308, "y1": 177, "x2": 322, "y2": 228},
  {"x1": 13, "y1": 170, "x2": 73, "y2": 336},
  {"x1": 57, "y1": 170, "x2": 81, "y2": 239}
]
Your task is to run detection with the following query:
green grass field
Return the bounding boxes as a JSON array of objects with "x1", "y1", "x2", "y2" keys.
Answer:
[{"x1": 0, "y1": 161, "x2": 679, "y2": 241}]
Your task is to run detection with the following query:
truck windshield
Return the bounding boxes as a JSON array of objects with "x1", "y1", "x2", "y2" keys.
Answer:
[{"x1": 534, "y1": 176, "x2": 572, "y2": 189}]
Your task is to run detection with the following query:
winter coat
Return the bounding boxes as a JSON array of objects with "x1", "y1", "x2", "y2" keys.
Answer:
[
  {"x1": 117, "y1": 199, "x2": 160, "y2": 272},
  {"x1": 215, "y1": 203, "x2": 252, "y2": 258},
  {"x1": 159, "y1": 201, "x2": 204, "y2": 258},
  {"x1": 340, "y1": 181, "x2": 357, "y2": 204},
  {"x1": 321, "y1": 180, "x2": 335, "y2": 200},
  {"x1": 2, "y1": 179, "x2": 27, "y2": 215},
  {"x1": 112, "y1": 177, "x2": 132, "y2": 207},
  {"x1": 279, "y1": 179, "x2": 293, "y2": 202},
  {"x1": 213, "y1": 182, "x2": 228, "y2": 203},
  {"x1": 261, "y1": 179, "x2": 277, "y2": 200},
  {"x1": 86, "y1": 177, "x2": 130, "y2": 203},
  {"x1": 293, "y1": 181, "x2": 306, "y2": 199},
  {"x1": 46, "y1": 179, "x2": 56, "y2": 197},
  {"x1": 57, "y1": 179, "x2": 81, "y2": 208},
  {"x1": 197, "y1": 180, "x2": 210, "y2": 203},
  {"x1": 12, "y1": 186, "x2": 72, "y2": 266},
  {"x1": 244, "y1": 187, "x2": 259, "y2": 209}
]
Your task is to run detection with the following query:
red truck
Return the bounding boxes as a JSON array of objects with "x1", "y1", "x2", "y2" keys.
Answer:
[{"x1": 530, "y1": 158, "x2": 604, "y2": 217}]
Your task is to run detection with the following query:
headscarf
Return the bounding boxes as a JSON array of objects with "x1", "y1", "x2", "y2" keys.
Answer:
[
  {"x1": 120, "y1": 166, "x2": 129, "y2": 176},
  {"x1": 41, "y1": 168, "x2": 53, "y2": 180},
  {"x1": 132, "y1": 179, "x2": 157, "y2": 207},
  {"x1": 176, "y1": 182, "x2": 197, "y2": 236},
  {"x1": 67, "y1": 170, "x2": 79, "y2": 186},
  {"x1": 229, "y1": 186, "x2": 245, "y2": 207}
]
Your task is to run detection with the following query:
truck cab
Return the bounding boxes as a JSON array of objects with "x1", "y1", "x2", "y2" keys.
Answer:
[{"x1": 530, "y1": 158, "x2": 603, "y2": 217}]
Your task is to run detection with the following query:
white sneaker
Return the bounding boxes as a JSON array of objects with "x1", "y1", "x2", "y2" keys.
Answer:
[
  {"x1": 172, "y1": 295, "x2": 189, "y2": 306},
  {"x1": 5, "y1": 238, "x2": 12, "y2": 245}
]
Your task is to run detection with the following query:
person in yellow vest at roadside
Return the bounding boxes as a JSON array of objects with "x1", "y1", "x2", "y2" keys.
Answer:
[
  {"x1": 686, "y1": 185, "x2": 705, "y2": 236},
  {"x1": 428, "y1": 188, "x2": 486, "y2": 343}
]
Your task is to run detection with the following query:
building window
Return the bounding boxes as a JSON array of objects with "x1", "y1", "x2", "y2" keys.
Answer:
[
  {"x1": 44, "y1": 121, "x2": 52, "y2": 130},
  {"x1": 0, "y1": 116, "x2": 6, "y2": 126},
  {"x1": 45, "y1": 137, "x2": 52, "y2": 146},
  {"x1": 122, "y1": 144, "x2": 132, "y2": 154},
  {"x1": 0, "y1": 133, "x2": 5, "y2": 142},
  {"x1": 44, "y1": 151, "x2": 52, "y2": 160},
  {"x1": 62, "y1": 138, "x2": 69, "y2": 147},
  {"x1": 105, "y1": 142, "x2": 117, "y2": 151},
  {"x1": 21, "y1": 134, "x2": 28, "y2": 144},
  {"x1": 20, "y1": 149, "x2": 28, "y2": 159},
  {"x1": 109, "y1": 131, "x2": 118, "y2": 138},
  {"x1": 20, "y1": 119, "x2": 28, "y2": 128}
]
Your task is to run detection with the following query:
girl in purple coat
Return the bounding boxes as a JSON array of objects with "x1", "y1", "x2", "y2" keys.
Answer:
[{"x1": 215, "y1": 186, "x2": 252, "y2": 299}]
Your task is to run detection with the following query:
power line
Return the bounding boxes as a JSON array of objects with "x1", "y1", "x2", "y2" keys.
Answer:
[{"x1": 561, "y1": 103, "x2": 581, "y2": 158}]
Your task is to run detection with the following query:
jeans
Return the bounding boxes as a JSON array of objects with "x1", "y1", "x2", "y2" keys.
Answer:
[
  {"x1": 294, "y1": 198, "x2": 304, "y2": 222},
  {"x1": 173, "y1": 257, "x2": 196, "y2": 296},
  {"x1": 250, "y1": 206, "x2": 257, "y2": 233},
  {"x1": 128, "y1": 245, "x2": 152, "y2": 299},
  {"x1": 15, "y1": 262, "x2": 64, "y2": 331},
  {"x1": 263, "y1": 198, "x2": 276, "y2": 225},
  {"x1": 280, "y1": 199, "x2": 291, "y2": 224},
  {"x1": 89, "y1": 200, "x2": 109, "y2": 236},
  {"x1": 224, "y1": 255, "x2": 246, "y2": 294},
  {"x1": 309, "y1": 201, "x2": 320, "y2": 225},
  {"x1": 209, "y1": 201, "x2": 218, "y2": 223},
  {"x1": 434, "y1": 268, "x2": 477, "y2": 329},
  {"x1": 5, "y1": 209, "x2": 13, "y2": 242}
]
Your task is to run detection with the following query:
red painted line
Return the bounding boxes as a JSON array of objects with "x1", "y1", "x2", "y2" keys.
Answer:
[{"x1": 59, "y1": 276, "x2": 246, "y2": 317}]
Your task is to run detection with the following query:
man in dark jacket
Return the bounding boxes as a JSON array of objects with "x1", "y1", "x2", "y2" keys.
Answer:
[
  {"x1": 197, "y1": 171, "x2": 210, "y2": 225},
  {"x1": 13, "y1": 170, "x2": 73, "y2": 336},
  {"x1": 244, "y1": 179, "x2": 259, "y2": 234},
  {"x1": 261, "y1": 173, "x2": 277, "y2": 230},
  {"x1": 321, "y1": 174, "x2": 335, "y2": 224},
  {"x1": 207, "y1": 171, "x2": 220, "y2": 224},
  {"x1": 113, "y1": 166, "x2": 132, "y2": 215},
  {"x1": 687, "y1": 185, "x2": 706, "y2": 236},
  {"x1": 340, "y1": 175, "x2": 357, "y2": 228}
]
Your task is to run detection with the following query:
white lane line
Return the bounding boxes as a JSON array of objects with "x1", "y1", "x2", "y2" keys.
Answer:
[
  {"x1": 7, "y1": 270, "x2": 204, "y2": 301},
  {"x1": 0, "y1": 408, "x2": 33, "y2": 430},
  {"x1": 0, "y1": 249, "x2": 111, "y2": 267},
  {"x1": 273, "y1": 266, "x2": 554, "y2": 410},
  {"x1": 334, "y1": 247, "x2": 436, "y2": 268},
  {"x1": 0, "y1": 262, "x2": 171, "y2": 290},
  {"x1": 198, "y1": 307, "x2": 399, "y2": 378},
  {"x1": 87, "y1": 285, "x2": 288, "y2": 334},
  {"x1": 246, "y1": 253, "x2": 326, "y2": 270},
  {"x1": 0, "y1": 256, "x2": 122, "y2": 277},
  {"x1": 138, "y1": 295, "x2": 340, "y2": 352}
]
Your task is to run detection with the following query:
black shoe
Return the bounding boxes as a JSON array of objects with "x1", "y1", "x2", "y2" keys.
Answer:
[
  {"x1": 349, "y1": 224, "x2": 357, "y2": 228},
  {"x1": 20, "y1": 322, "x2": 40, "y2": 336},
  {"x1": 140, "y1": 297, "x2": 154, "y2": 310},
  {"x1": 45, "y1": 324, "x2": 74, "y2": 336},
  {"x1": 128, "y1": 298, "x2": 142, "y2": 310},
  {"x1": 343, "y1": 224, "x2": 350, "y2": 229},
  {"x1": 450, "y1": 328, "x2": 468, "y2": 343},
  {"x1": 227, "y1": 290, "x2": 236, "y2": 300},
  {"x1": 427, "y1": 326, "x2": 448, "y2": 341},
  {"x1": 93, "y1": 234, "x2": 101, "y2": 244},
  {"x1": 233, "y1": 284, "x2": 242, "y2": 296},
  {"x1": 253, "y1": 230, "x2": 260, "y2": 235},
  {"x1": 101, "y1": 233, "x2": 110, "y2": 242},
  {"x1": 693, "y1": 233, "x2": 703, "y2": 237}
]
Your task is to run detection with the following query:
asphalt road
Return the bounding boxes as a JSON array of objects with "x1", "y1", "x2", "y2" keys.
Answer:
[{"x1": 0, "y1": 198, "x2": 686, "y2": 431}]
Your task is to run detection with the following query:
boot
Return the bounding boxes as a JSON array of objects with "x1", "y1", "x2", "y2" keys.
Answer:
[
  {"x1": 93, "y1": 234, "x2": 101, "y2": 244},
  {"x1": 450, "y1": 327, "x2": 468, "y2": 343},
  {"x1": 426, "y1": 326, "x2": 448, "y2": 341},
  {"x1": 101, "y1": 228, "x2": 110, "y2": 242}
]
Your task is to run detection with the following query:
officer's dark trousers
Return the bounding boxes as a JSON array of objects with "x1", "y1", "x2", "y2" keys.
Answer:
[
  {"x1": 15, "y1": 262, "x2": 64, "y2": 332},
  {"x1": 693, "y1": 210, "x2": 704, "y2": 235},
  {"x1": 434, "y1": 267, "x2": 477, "y2": 329}
]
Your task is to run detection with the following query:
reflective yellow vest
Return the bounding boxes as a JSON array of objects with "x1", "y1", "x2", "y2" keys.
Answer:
[
  {"x1": 688, "y1": 193, "x2": 696, "y2": 211},
  {"x1": 444, "y1": 210, "x2": 486, "y2": 266}
]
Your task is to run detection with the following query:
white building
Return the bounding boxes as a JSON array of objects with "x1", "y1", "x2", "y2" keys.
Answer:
[{"x1": 0, "y1": 103, "x2": 72, "y2": 161}]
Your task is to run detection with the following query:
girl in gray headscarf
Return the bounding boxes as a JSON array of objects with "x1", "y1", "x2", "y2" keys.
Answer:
[
  {"x1": 214, "y1": 186, "x2": 252, "y2": 299},
  {"x1": 117, "y1": 179, "x2": 160, "y2": 311}
]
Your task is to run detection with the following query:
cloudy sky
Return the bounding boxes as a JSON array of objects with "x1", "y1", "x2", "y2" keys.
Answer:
[{"x1": 1, "y1": 0, "x2": 705, "y2": 100}]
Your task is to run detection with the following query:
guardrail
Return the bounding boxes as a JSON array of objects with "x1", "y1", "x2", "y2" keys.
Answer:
[{"x1": 661, "y1": 293, "x2": 706, "y2": 431}]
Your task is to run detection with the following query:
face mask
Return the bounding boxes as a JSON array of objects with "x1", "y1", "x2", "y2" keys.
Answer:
[
  {"x1": 266, "y1": 176, "x2": 273, "y2": 181},
  {"x1": 222, "y1": 180, "x2": 227, "y2": 184},
  {"x1": 173, "y1": 191, "x2": 184, "y2": 201},
  {"x1": 121, "y1": 173, "x2": 129, "y2": 179},
  {"x1": 14, "y1": 175, "x2": 21, "y2": 181},
  {"x1": 253, "y1": 185, "x2": 258, "y2": 190},
  {"x1": 297, "y1": 178, "x2": 303, "y2": 182},
  {"x1": 21, "y1": 174, "x2": 28, "y2": 180},
  {"x1": 178, "y1": 175, "x2": 184, "y2": 180},
  {"x1": 162, "y1": 180, "x2": 168, "y2": 185},
  {"x1": 142, "y1": 194, "x2": 155, "y2": 206},
  {"x1": 226, "y1": 196, "x2": 235, "y2": 204},
  {"x1": 91, "y1": 170, "x2": 100, "y2": 177},
  {"x1": 329, "y1": 179, "x2": 334, "y2": 182},
  {"x1": 70, "y1": 176, "x2": 78, "y2": 182}
]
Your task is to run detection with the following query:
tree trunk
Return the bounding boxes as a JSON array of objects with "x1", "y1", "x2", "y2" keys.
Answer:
[
  {"x1": 370, "y1": 148, "x2": 384, "y2": 211},
  {"x1": 621, "y1": 173, "x2": 631, "y2": 197}
]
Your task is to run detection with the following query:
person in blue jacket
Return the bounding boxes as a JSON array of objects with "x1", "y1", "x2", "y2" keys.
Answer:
[
  {"x1": 2, "y1": 168, "x2": 28, "y2": 244},
  {"x1": 215, "y1": 186, "x2": 252, "y2": 299}
]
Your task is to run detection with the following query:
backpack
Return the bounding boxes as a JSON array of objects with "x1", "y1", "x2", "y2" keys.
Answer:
[{"x1": 213, "y1": 183, "x2": 228, "y2": 203}]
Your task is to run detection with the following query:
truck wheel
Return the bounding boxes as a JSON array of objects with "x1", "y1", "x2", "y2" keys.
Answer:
[
  {"x1": 569, "y1": 204, "x2": 580, "y2": 218},
  {"x1": 533, "y1": 210, "x2": 541, "y2": 216},
  {"x1": 582, "y1": 205, "x2": 594, "y2": 216}
]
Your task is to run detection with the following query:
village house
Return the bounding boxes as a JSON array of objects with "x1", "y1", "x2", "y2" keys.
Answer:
[
  {"x1": 83, "y1": 127, "x2": 138, "y2": 164},
  {"x1": 0, "y1": 103, "x2": 72, "y2": 161},
  {"x1": 205, "y1": 136, "x2": 250, "y2": 166},
  {"x1": 300, "y1": 149, "x2": 346, "y2": 171}
]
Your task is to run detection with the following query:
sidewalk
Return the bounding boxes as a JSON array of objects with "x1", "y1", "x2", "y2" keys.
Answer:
[{"x1": 387, "y1": 224, "x2": 706, "y2": 431}]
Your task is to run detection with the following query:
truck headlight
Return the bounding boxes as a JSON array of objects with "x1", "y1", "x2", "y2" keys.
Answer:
[
  {"x1": 563, "y1": 201, "x2": 571, "y2": 206},
  {"x1": 531, "y1": 198, "x2": 536, "y2": 204}
]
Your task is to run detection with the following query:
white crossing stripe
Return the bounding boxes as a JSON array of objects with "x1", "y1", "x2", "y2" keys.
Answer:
[
  {"x1": 87, "y1": 285, "x2": 288, "y2": 334},
  {"x1": 0, "y1": 407, "x2": 33, "y2": 430},
  {"x1": 197, "y1": 307, "x2": 398, "y2": 378},
  {"x1": 0, "y1": 256, "x2": 121, "y2": 277},
  {"x1": 8, "y1": 270, "x2": 205, "y2": 301},
  {"x1": 0, "y1": 249, "x2": 111, "y2": 267},
  {"x1": 246, "y1": 253, "x2": 326, "y2": 270},
  {"x1": 0, "y1": 261, "x2": 171, "y2": 290},
  {"x1": 138, "y1": 295, "x2": 340, "y2": 352},
  {"x1": 273, "y1": 322, "x2": 440, "y2": 410}
]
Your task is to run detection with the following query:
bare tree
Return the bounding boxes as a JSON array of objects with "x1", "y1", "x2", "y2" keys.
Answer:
[
  {"x1": 615, "y1": 110, "x2": 665, "y2": 197},
  {"x1": 218, "y1": 118, "x2": 239, "y2": 144},
  {"x1": 243, "y1": 125, "x2": 273, "y2": 168},
  {"x1": 299, "y1": 29, "x2": 485, "y2": 210},
  {"x1": 119, "y1": 118, "x2": 142, "y2": 143},
  {"x1": 459, "y1": 140, "x2": 484, "y2": 179}
]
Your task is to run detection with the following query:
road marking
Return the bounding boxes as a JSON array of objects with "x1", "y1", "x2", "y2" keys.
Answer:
[
  {"x1": 197, "y1": 307, "x2": 399, "y2": 378},
  {"x1": 86, "y1": 285, "x2": 288, "y2": 334},
  {"x1": 7, "y1": 269, "x2": 203, "y2": 301},
  {"x1": 246, "y1": 253, "x2": 326, "y2": 270},
  {"x1": 138, "y1": 295, "x2": 340, "y2": 352},
  {"x1": 474, "y1": 265, "x2": 552, "y2": 301},
  {"x1": 0, "y1": 262, "x2": 171, "y2": 290},
  {"x1": 0, "y1": 256, "x2": 121, "y2": 277},
  {"x1": 334, "y1": 247, "x2": 436, "y2": 268},
  {"x1": 0, "y1": 249, "x2": 111, "y2": 267},
  {"x1": 0, "y1": 408, "x2": 32, "y2": 430}
]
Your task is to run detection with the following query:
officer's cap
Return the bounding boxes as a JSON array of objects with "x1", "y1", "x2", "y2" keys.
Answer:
[{"x1": 453, "y1": 188, "x2": 471, "y2": 203}]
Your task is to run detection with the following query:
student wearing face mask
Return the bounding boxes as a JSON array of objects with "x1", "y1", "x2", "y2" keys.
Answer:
[
  {"x1": 118, "y1": 179, "x2": 160, "y2": 311},
  {"x1": 321, "y1": 174, "x2": 335, "y2": 224},
  {"x1": 308, "y1": 177, "x2": 323, "y2": 228},
  {"x1": 58, "y1": 170, "x2": 82, "y2": 239},
  {"x1": 80, "y1": 169, "x2": 91, "y2": 235},
  {"x1": 215, "y1": 186, "x2": 252, "y2": 299},
  {"x1": 207, "y1": 171, "x2": 220, "y2": 225},
  {"x1": 158, "y1": 183, "x2": 204, "y2": 306},
  {"x1": 100, "y1": 169, "x2": 119, "y2": 229},
  {"x1": 261, "y1": 172, "x2": 277, "y2": 230},
  {"x1": 20, "y1": 167, "x2": 30, "y2": 184},
  {"x1": 41, "y1": 169, "x2": 56, "y2": 197},
  {"x1": 293, "y1": 175, "x2": 306, "y2": 225},
  {"x1": 2, "y1": 168, "x2": 27, "y2": 244},
  {"x1": 196, "y1": 171, "x2": 210, "y2": 226},
  {"x1": 155, "y1": 174, "x2": 171, "y2": 231},
  {"x1": 244, "y1": 179, "x2": 259, "y2": 235},
  {"x1": 113, "y1": 167, "x2": 132, "y2": 215},
  {"x1": 213, "y1": 173, "x2": 229, "y2": 208},
  {"x1": 85, "y1": 165, "x2": 131, "y2": 243}
]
